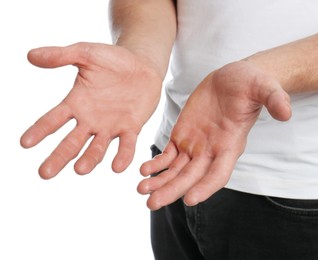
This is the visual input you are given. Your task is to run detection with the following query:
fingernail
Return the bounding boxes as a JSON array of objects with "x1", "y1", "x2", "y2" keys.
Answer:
[{"x1": 183, "y1": 198, "x2": 198, "y2": 207}]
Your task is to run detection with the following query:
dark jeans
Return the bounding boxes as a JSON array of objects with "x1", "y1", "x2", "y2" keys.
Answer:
[{"x1": 150, "y1": 145, "x2": 318, "y2": 260}]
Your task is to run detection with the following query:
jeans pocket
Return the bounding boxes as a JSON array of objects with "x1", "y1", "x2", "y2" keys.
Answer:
[
  {"x1": 265, "y1": 196, "x2": 318, "y2": 217},
  {"x1": 150, "y1": 144, "x2": 168, "y2": 177},
  {"x1": 150, "y1": 144, "x2": 162, "y2": 158}
]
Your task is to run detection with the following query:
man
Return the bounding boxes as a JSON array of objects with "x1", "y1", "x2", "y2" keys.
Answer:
[{"x1": 21, "y1": 0, "x2": 318, "y2": 259}]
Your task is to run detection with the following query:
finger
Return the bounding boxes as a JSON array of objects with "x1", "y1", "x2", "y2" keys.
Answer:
[
  {"x1": 74, "y1": 135, "x2": 111, "y2": 175},
  {"x1": 140, "y1": 142, "x2": 178, "y2": 176},
  {"x1": 20, "y1": 103, "x2": 72, "y2": 148},
  {"x1": 137, "y1": 152, "x2": 191, "y2": 195},
  {"x1": 39, "y1": 126, "x2": 91, "y2": 179},
  {"x1": 146, "y1": 157, "x2": 211, "y2": 210},
  {"x1": 27, "y1": 42, "x2": 91, "y2": 69},
  {"x1": 112, "y1": 132, "x2": 138, "y2": 173},
  {"x1": 184, "y1": 151, "x2": 238, "y2": 206}
]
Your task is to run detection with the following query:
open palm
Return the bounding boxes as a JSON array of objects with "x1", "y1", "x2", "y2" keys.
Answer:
[
  {"x1": 20, "y1": 42, "x2": 162, "y2": 179},
  {"x1": 138, "y1": 61, "x2": 291, "y2": 210}
]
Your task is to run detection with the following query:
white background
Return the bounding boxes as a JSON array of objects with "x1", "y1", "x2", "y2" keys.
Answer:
[{"x1": 1, "y1": 0, "x2": 167, "y2": 259}]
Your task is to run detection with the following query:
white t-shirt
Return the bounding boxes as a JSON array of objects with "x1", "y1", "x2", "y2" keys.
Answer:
[{"x1": 155, "y1": 0, "x2": 318, "y2": 199}]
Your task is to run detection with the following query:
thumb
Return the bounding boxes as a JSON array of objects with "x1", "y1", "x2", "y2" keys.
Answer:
[
  {"x1": 27, "y1": 42, "x2": 89, "y2": 68},
  {"x1": 261, "y1": 80, "x2": 292, "y2": 121}
]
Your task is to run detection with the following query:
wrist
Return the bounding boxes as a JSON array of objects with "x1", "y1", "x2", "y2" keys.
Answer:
[
  {"x1": 243, "y1": 52, "x2": 295, "y2": 93},
  {"x1": 109, "y1": 0, "x2": 176, "y2": 81},
  {"x1": 243, "y1": 34, "x2": 318, "y2": 94},
  {"x1": 115, "y1": 38, "x2": 170, "y2": 81}
]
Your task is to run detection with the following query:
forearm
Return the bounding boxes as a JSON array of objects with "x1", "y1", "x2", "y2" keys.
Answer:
[
  {"x1": 246, "y1": 33, "x2": 318, "y2": 94},
  {"x1": 109, "y1": 0, "x2": 177, "y2": 79}
]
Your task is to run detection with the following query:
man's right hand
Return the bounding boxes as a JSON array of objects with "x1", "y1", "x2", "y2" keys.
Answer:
[{"x1": 20, "y1": 42, "x2": 163, "y2": 179}]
